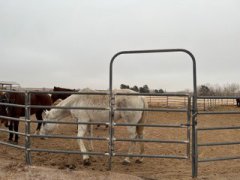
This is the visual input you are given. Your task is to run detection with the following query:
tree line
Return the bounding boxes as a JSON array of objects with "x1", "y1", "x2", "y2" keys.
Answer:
[
  {"x1": 120, "y1": 84, "x2": 164, "y2": 93},
  {"x1": 198, "y1": 83, "x2": 240, "y2": 96}
]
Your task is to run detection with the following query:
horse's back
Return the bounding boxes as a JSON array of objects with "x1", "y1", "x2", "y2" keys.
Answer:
[{"x1": 32, "y1": 94, "x2": 52, "y2": 105}]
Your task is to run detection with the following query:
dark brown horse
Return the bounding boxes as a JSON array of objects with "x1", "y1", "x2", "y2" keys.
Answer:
[
  {"x1": 0, "y1": 92, "x2": 52, "y2": 143},
  {"x1": 51, "y1": 86, "x2": 77, "y2": 103},
  {"x1": 0, "y1": 95, "x2": 8, "y2": 127},
  {"x1": 236, "y1": 98, "x2": 240, "y2": 107}
]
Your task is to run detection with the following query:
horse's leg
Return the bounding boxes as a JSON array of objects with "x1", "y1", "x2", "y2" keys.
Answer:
[
  {"x1": 8, "y1": 120, "x2": 14, "y2": 141},
  {"x1": 135, "y1": 125, "x2": 144, "y2": 163},
  {"x1": 13, "y1": 120, "x2": 19, "y2": 143},
  {"x1": 95, "y1": 124, "x2": 100, "y2": 129},
  {"x1": 77, "y1": 124, "x2": 91, "y2": 165},
  {"x1": 87, "y1": 124, "x2": 94, "y2": 152},
  {"x1": 123, "y1": 126, "x2": 137, "y2": 165},
  {"x1": 35, "y1": 111, "x2": 43, "y2": 134}
]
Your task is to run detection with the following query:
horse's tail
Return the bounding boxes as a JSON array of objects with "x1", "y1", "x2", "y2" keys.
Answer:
[
  {"x1": 136, "y1": 97, "x2": 148, "y2": 136},
  {"x1": 135, "y1": 97, "x2": 148, "y2": 163}
]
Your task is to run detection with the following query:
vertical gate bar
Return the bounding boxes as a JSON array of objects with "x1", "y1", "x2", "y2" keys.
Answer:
[
  {"x1": 108, "y1": 59, "x2": 114, "y2": 170},
  {"x1": 186, "y1": 96, "x2": 191, "y2": 158},
  {"x1": 24, "y1": 91, "x2": 31, "y2": 165},
  {"x1": 190, "y1": 52, "x2": 198, "y2": 178}
]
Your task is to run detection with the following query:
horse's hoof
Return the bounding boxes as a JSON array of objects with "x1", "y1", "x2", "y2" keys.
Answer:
[
  {"x1": 7, "y1": 139, "x2": 13, "y2": 143},
  {"x1": 83, "y1": 159, "x2": 91, "y2": 166},
  {"x1": 135, "y1": 159, "x2": 143, "y2": 164},
  {"x1": 66, "y1": 164, "x2": 76, "y2": 170},
  {"x1": 122, "y1": 160, "x2": 130, "y2": 165}
]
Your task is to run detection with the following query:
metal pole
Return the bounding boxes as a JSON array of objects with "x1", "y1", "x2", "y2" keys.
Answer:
[
  {"x1": 24, "y1": 91, "x2": 31, "y2": 164},
  {"x1": 108, "y1": 93, "x2": 114, "y2": 170},
  {"x1": 186, "y1": 96, "x2": 191, "y2": 158}
]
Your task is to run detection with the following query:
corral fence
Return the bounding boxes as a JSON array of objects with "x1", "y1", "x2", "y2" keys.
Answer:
[
  {"x1": 0, "y1": 89, "x2": 192, "y2": 169},
  {"x1": 0, "y1": 49, "x2": 239, "y2": 178}
]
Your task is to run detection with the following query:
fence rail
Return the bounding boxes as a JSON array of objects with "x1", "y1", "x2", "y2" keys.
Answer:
[{"x1": 146, "y1": 96, "x2": 238, "y2": 111}]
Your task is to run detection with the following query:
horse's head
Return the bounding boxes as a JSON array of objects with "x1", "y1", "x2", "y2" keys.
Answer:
[{"x1": 39, "y1": 110, "x2": 56, "y2": 135}]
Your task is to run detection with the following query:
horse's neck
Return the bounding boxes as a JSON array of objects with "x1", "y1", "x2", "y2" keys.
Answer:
[
  {"x1": 53, "y1": 95, "x2": 79, "y2": 119},
  {"x1": 52, "y1": 108, "x2": 71, "y2": 120}
]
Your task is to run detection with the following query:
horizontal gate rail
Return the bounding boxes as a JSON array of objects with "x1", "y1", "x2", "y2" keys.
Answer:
[
  {"x1": 198, "y1": 141, "x2": 240, "y2": 146},
  {"x1": 29, "y1": 105, "x2": 109, "y2": 111},
  {"x1": 198, "y1": 96, "x2": 240, "y2": 99},
  {"x1": 0, "y1": 128, "x2": 26, "y2": 136},
  {"x1": 115, "y1": 138, "x2": 189, "y2": 144},
  {"x1": 198, "y1": 126, "x2": 240, "y2": 130},
  {"x1": 0, "y1": 115, "x2": 25, "y2": 122},
  {"x1": 198, "y1": 111, "x2": 240, "y2": 115},
  {"x1": 115, "y1": 92, "x2": 190, "y2": 97},
  {"x1": 199, "y1": 156, "x2": 240, "y2": 162},
  {"x1": 114, "y1": 153, "x2": 188, "y2": 159},
  {"x1": 30, "y1": 120, "x2": 109, "y2": 126},
  {"x1": 31, "y1": 134, "x2": 108, "y2": 141},
  {"x1": 29, "y1": 90, "x2": 109, "y2": 96},
  {"x1": 0, "y1": 102, "x2": 25, "y2": 108},
  {"x1": 29, "y1": 148, "x2": 108, "y2": 156},
  {"x1": 115, "y1": 107, "x2": 188, "y2": 112},
  {"x1": 115, "y1": 123, "x2": 190, "y2": 128},
  {"x1": 0, "y1": 141, "x2": 25, "y2": 149}
]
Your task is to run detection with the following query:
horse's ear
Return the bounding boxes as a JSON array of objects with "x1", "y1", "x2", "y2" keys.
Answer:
[{"x1": 42, "y1": 110, "x2": 49, "y2": 119}]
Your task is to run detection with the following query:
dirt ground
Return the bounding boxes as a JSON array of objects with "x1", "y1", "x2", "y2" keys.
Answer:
[{"x1": 0, "y1": 105, "x2": 239, "y2": 180}]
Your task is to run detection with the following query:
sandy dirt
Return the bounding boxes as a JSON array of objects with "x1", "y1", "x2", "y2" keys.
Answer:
[{"x1": 0, "y1": 105, "x2": 239, "y2": 180}]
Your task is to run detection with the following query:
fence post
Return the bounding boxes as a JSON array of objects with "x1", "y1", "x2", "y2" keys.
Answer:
[{"x1": 24, "y1": 91, "x2": 31, "y2": 165}]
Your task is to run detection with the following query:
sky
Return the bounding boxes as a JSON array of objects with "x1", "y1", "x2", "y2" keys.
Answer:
[{"x1": 0, "y1": 0, "x2": 240, "y2": 91}]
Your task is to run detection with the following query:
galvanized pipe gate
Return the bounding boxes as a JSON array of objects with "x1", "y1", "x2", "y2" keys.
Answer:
[{"x1": 109, "y1": 49, "x2": 198, "y2": 177}]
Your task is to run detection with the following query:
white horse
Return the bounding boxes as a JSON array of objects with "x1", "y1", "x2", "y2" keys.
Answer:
[{"x1": 40, "y1": 88, "x2": 148, "y2": 165}]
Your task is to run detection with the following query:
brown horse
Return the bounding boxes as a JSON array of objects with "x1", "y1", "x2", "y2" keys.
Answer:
[
  {"x1": 51, "y1": 86, "x2": 77, "y2": 103},
  {"x1": 0, "y1": 95, "x2": 8, "y2": 127},
  {"x1": 236, "y1": 98, "x2": 240, "y2": 107},
  {"x1": 0, "y1": 92, "x2": 52, "y2": 143}
]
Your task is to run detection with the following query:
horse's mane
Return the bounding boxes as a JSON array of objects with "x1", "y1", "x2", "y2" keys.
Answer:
[
  {"x1": 53, "y1": 86, "x2": 76, "y2": 91},
  {"x1": 79, "y1": 88, "x2": 94, "y2": 92}
]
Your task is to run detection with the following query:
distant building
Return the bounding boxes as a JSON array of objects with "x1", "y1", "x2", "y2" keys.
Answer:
[{"x1": 0, "y1": 81, "x2": 21, "y2": 90}]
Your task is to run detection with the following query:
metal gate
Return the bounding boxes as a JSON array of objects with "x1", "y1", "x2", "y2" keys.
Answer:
[{"x1": 109, "y1": 49, "x2": 198, "y2": 176}]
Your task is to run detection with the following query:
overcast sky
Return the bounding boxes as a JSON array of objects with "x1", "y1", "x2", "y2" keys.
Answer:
[{"x1": 1, "y1": 0, "x2": 239, "y2": 91}]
